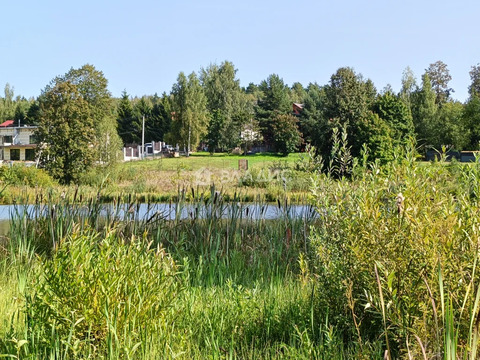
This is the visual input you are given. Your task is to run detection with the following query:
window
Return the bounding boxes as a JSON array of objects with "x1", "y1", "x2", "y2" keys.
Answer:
[
  {"x1": 10, "y1": 149, "x2": 20, "y2": 161},
  {"x1": 3, "y1": 136, "x2": 12, "y2": 144},
  {"x1": 29, "y1": 135, "x2": 38, "y2": 144},
  {"x1": 25, "y1": 149, "x2": 35, "y2": 161}
]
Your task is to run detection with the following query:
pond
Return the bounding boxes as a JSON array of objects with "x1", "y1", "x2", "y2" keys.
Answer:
[{"x1": 0, "y1": 202, "x2": 318, "y2": 236}]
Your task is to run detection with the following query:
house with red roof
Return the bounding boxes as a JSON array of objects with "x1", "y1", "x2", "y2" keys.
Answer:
[
  {"x1": 292, "y1": 103, "x2": 304, "y2": 116},
  {"x1": 0, "y1": 121, "x2": 38, "y2": 161}
]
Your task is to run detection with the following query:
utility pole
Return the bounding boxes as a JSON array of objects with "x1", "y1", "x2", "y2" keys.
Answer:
[
  {"x1": 141, "y1": 115, "x2": 145, "y2": 159},
  {"x1": 187, "y1": 121, "x2": 191, "y2": 158}
]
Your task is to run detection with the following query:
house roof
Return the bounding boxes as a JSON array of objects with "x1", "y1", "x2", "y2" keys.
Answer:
[{"x1": 0, "y1": 120, "x2": 14, "y2": 127}]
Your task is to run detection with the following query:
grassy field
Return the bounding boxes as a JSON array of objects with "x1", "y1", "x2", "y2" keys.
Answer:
[
  {"x1": 95, "y1": 152, "x2": 310, "y2": 203},
  {"x1": 0, "y1": 152, "x2": 311, "y2": 204},
  {"x1": 123, "y1": 152, "x2": 302, "y2": 171}
]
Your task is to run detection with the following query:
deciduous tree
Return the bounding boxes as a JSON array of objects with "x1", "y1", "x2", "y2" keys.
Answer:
[
  {"x1": 271, "y1": 113, "x2": 302, "y2": 155},
  {"x1": 50, "y1": 64, "x2": 122, "y2": 164},
  {"x1": 463, "y1": 94, "x2": 480, "y2": 149},
  {"x1": 323, "y1": 67, "x2": 377, "y2": 157},
  {"x1": 201, "y1": 61, "x2": 253, "y2": 151},
  {"x1": 425, "y1": 60, "x2": 453, "y2": 105},
  {"x1": 411, "y1": 74, "x2": 438, "y2": 147},
  {"x1": 374, "y1": 91, "x2": 414, "y2": 147},
  {"x1": 468, "y1": 64, "x2": 480, "y2": 97},
  {"x1": 167, "y1": 72, "x2": 208, "y2": 155},
  {"x1": 36, "y1": 81, "x2": 95, "y2": 184},
  {"x1": 399, "y1": 66, "x2": 417, "y2": 112}
]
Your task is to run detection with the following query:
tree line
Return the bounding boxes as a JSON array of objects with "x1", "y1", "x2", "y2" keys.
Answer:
[
  {"x1": 114, "y1": 60, "x2": 480, "y2": 160},
  {"x1": 1, "y1": 60, "x2": 480, "y2": 182}
]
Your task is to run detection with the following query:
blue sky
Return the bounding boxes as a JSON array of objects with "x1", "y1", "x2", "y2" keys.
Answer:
[{"x1": 2, "y1": 0, "x2": 479, "y2": 101}]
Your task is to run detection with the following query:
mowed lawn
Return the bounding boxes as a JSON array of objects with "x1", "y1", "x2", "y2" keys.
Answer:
[{"x1": 118, "y1": 152, "x2": 302, "y2": 172}]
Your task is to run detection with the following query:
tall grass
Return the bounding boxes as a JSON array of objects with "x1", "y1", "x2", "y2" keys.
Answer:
[
  {"x1": 0, "y1": 186, "x2": 341, "y2": 359},
  {"x1": 2, "y1": 147, "x2": 480, "y2": 358},
  {"x1": 309, "y1": 146, "x2": 480, "y2": 357}
]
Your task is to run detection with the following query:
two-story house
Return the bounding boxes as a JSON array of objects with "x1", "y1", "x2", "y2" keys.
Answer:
[{"x1": 0, "y1": 120, "x2": 38, "y2": 161}]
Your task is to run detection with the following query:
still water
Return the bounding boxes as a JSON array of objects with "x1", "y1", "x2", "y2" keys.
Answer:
[{"x1": 0, "y1": 202, "x2": 317, "y2": 236}]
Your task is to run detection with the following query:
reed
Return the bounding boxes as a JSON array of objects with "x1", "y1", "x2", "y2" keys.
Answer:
[
  {"x1": 1, "y1": 186, "x2": 338, "y2": 359},
  {"x1": 2, "y1": 148, "x2": 480, "y2": 358},
  {"x1": 310, "y1": 146, "x2": 480, "y2": 357}
]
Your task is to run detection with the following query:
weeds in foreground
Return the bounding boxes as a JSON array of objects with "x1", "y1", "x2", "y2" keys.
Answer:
[
  {"x1": 309, "y1": 144, "x2": 480, "y2": 357},
  {"x1": 2, "y1": 145, "x2": 480, "y2": 357}
]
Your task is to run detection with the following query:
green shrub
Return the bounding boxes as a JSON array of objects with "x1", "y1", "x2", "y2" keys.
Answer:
[
  {"x1": 309, "y1": 152, "x2": 480, "y2": 357},
  {"x1": 77, "y1": 167, "x2": 111, "y2": 187},
  {"x1": 295, "y1": 144, "x2": 323, "y2": 173},
  {"x1": 26, "y1": 227, "x2": 181, "y2": 356},
  {"x1": 0, "y1": 164, "x2": 55, "y2": 187}
]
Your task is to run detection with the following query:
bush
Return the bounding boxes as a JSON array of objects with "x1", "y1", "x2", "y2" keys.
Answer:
[
  {"x1": 26, "y1": 228, "x2": 181, "y2": 356},
  {"x1": 309, "y1": 152, "x2": 480, "y2": 357},
  {"x1": 295, "y1": 144, "x2": 323, "y2": 173},
  {"x1": 0, "y1": 164, "x2": 55, "y2": 187}
]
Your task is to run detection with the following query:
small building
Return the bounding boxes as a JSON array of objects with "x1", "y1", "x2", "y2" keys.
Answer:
[
  {"x1": 0, "y1": 121, "x2": 38, "y2": 161},
  {"x1": 293, "y1": 103, "x2": 304, "y2": 116}
]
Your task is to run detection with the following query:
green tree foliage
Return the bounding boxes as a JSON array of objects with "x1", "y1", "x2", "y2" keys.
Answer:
[
  {"x1": 373, "y1": 92, "x2": 414, "y2": 146},
  {"x1": 256, "y1": 74, "x2": 292, "y2": 146},
  {"x1": 149, "y1": 93, "x2": 172, "y2": 142},
  {"x1": 399, "y1": 66, "x2": 417, "y2": 112},
  {"x1": 36, "y1": 81, "x2": 95, "y2": 184},
  {"x1": 324, "y1": 67, "x2": 375, "y2": 124},
  {"x1": 14, "y1": 102, "x2": 27, "y2": 125},
  {"x1": 201, "y1": 61, "x2": 253, "y2": 151},
  {"x1": 463, "y1": 94, "x2": 480, "y2": 149},
  {"x1": 201, "y1": 61, "x2": 241, "y2": 115},
  {"x1": 50, "y1": 64, "x2": 122, "y2": 164},
  {"x1": 271, "y1": 113, "x2": 302, "y2": 155},
  {"x1": 206, "y1": 109, "x2": 225, "y2": 153},
  {"x1": 433, "y1": 101, "x2": 466, "y2": 150},
  {"x1": 425, "y1": 60, "x2": 453, "y2": 105},
  {"x1": 133, "y1": 96, "x2": 152, "y2": 144},
  {"x1": 468, "y1": 64, "x2": 480, "y2": 97},
  {"x1": 299, "y1": 83, "x2": 328, "y2": 150},
  {"x1": 411, "y1": 72, "x2": 465, "y2": 151},
  {"x1": 117, "y1": 90, "x2": 139, "y2": 144},
  {"x1": 323, "y1": 67, "x2": 377, "y2": 157},
  {"x1": 245, "y1": 82, "x2": 262, "y2": 99},
  {"x1": 0, "y1": 83, "x2": 15, "y2": 122},
  {"x1": 290, "y1": 82, "x2": 307, "y2": 104},
  {"x1": 26, "y1": 100, "x2": 41, "y2": 125},
  {"x1": 411, "y1": 74, "x2": 438, "y2": 147},
  {"x1": 462, "y1": 66, "x2": 480, "y2": 149},
  {"x1": 167, "y1": 72, "x2": 208, "y2": 154},
  {"x1": 357, "y1": 112, "x2": 394, "y2": 162}
]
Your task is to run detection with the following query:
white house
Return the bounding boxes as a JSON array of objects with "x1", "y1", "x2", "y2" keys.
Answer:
[{"x1": 0, "y1": 120, "x2": 38, "y2": 161}]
